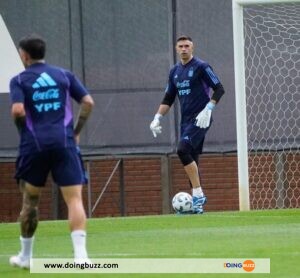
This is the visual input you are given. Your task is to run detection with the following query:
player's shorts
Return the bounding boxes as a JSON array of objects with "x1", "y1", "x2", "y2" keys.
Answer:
[
  {"x1": 15, "y1": 147, "x2": 85, "y2": 187},
  {"x1": 180, "y1": 120, "x2": 212, "y2": 154}
]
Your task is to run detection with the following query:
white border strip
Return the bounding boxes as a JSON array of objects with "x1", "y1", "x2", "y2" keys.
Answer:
[{"x1": 30, "y1": 258, "x2": 270, "y2": 274}]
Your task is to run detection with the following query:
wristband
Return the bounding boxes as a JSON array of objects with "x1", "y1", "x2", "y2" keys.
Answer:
[{"x1": 207, "y1": 102, "x2": 215, "y2": 110}]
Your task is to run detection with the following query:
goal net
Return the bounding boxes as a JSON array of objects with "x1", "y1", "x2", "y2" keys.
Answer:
[{"x1": 233, "y1": 0, "x2": 300, "y2": 210}]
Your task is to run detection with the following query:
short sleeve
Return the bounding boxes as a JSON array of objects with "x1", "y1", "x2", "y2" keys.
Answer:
[
  {"x1": 9, "y1": 76, "x2": 25, "y2": 104},
  {"x1": 165, "y1": 67, "x2": 177, "y2": 97},
  {"x1": 201, "y1": 65, "x2": 221, "y2": 89},
  {"x1": 66, "y1": 71, "x2": 89, "y2": 103}
]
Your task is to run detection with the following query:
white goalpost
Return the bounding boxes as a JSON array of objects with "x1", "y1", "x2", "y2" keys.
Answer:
[{"x1": 232, "y1": 0, "x2": 300, "y2": 211}]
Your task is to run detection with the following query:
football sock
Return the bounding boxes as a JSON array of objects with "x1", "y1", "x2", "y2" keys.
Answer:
[
  {"x1": 71, "y1": 230, "x2": 88, "y2": 259},
  {"x1": 20, "y1": 236, "x2": 34, "y2": 258},
  {"x1": 192, "y1": 187, "x2": 204, "y2": 198}
]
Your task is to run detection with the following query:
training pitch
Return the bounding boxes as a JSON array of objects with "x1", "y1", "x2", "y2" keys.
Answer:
[{"x1": 0, "y1": 209, "x2": 299, "y2": 277}]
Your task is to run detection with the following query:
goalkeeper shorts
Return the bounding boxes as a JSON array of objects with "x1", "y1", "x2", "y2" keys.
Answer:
[{"x1": 179, "y1": 119, "x2": 212, "y2": 154}]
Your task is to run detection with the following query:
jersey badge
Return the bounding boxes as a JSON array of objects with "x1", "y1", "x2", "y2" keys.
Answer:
[{"x1": 188, "y1": 67, "x2": 194, "y2": 77}]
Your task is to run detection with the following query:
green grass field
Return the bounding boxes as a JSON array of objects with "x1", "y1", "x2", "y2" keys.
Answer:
[{"x1": 0, "y1": 209, "x2": 299, "y2": 277}]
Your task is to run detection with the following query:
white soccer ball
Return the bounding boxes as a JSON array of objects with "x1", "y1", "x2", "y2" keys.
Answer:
[{"x1": 172, "y1": 192, "x2": 193, "y2": 213}]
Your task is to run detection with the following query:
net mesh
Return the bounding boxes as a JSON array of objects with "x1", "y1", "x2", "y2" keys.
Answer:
[{"x1": 243, "y1": 3, "x2": 300, "y2": 209}]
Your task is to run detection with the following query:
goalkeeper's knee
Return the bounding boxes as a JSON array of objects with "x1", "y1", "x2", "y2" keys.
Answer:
[{"x1": 177, "y1": 141, "x2": 194, "y2": 166}]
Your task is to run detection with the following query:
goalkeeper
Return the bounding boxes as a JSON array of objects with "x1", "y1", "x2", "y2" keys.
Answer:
[{"x1": 150, "y1": 36, "x2": 225, "y2": 214}]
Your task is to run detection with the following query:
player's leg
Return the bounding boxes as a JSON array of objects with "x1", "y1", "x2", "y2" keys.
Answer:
[
  {"x1": 10, "y1": 182, "x2": 41, "y2": 268},
  {"x1": 60, "y1": 185, "x2": 86, "y2": 230},
  {"x1": 60, "y1": 185, "x2": 89, "y2": 260},
  {"x1": 191, "y1": 152, "x2": 199, "y2": 166},
  {"x1": 186, "y1": 151, "x2": 207, "y2": 209},
  {"x1": 177, "y1": 125, "x2": 208, "y2": 214},
  {"x1": 188, "y1": 153, "x2": 199, "y2": 187},
  {"x1": 10, "y1": 153, "x2": 48, "y2": 269},
  {"x1": 52, "y1": 148, "x2": 89, "y2": 260},
  {"x1": 190, "y1": 138, "x2": 207, "y2": 213},
  {"x1": 177, "y1": 134, "x2": 203, "y2": 189},
  {"x1": 177, "y1": 142, "x2": 205, "y2": 193}
]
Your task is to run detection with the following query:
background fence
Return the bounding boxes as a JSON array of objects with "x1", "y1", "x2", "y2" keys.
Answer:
[
  {"x1": 0, "y1": 1, "x2": 298, "y2": 220},
  {"x1": 0, "y1": 0, "x2": 236, "y2": 157}
]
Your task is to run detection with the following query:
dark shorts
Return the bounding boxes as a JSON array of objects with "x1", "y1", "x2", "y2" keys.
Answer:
[
  {"x1": 15, "y1": 147, "x2": 85, "y2": 187},
  {"x1": 180, "y1": 120, "x2": 212, "y2": 154}
]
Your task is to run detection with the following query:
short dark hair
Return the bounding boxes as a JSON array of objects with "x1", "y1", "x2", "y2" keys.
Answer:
[
  {"x1": 19, "y1": 34, "x2": 46, "y2": 59},
  {"x1": 176, "y1": 36, "x2": 193, "y2": 43}
]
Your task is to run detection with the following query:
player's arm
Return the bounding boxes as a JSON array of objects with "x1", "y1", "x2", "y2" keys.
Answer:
[
  {"x1": 66, "y1": 71, "x2": 95, "y2": 143},
  {"x1": 74, "y1": 94, "x2": 94, "y2": 137},
  {"x1": 153, "y1": 88, "x2": 176, "y2": 118},
  {"x1": 203, "y1": 65, "x2": 225, "y2": 104},
  {"x1": 10, "y1": 77, "x2": 26, "y2": 132},
  {"x1": 155, "y1": 103, "x2": 171, "y2": 117},
  {"x1": 195, "y1": 66, "x2": 225, "y2": 128},
  {"x1": 150, "y1": 73, "x2": 176, "y2": 137},
  {"x1": 211, "y1": 83, "x2": 225, "y2": 104},
  {"x1": 11, "y1": 103, "x2": 26, "y2": 132}
]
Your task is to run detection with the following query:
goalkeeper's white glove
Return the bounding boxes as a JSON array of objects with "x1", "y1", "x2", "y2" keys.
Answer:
[
  {"x1": 195, "y1": 102, "x2": 215, "y2": 128},
  {"x1": 150, "y1": 113, "x2": 163, "y2": 138}
]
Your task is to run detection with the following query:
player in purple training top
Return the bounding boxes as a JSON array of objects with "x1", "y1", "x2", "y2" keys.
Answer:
[
  {"x1": 150, "y1": 36, "x2": 225, "y2": 214},
  {"x1": 9, "y1": 34, "x2": 94, "y2": 268}
]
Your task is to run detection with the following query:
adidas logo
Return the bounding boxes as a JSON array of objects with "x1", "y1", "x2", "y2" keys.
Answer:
[{"x1": 32, "y1": 72, "x2": 57, "y2": 89}]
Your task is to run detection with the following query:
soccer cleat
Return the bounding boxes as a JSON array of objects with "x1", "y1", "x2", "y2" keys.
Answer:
[
  {"x1": 9, "y1": 253, "x2": 30, "y2": 269},
  {"x1": 192, "y1": 195, "x2": 207, "y2": 214}
]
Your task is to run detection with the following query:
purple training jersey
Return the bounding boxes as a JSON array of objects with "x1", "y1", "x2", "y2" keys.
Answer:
[
  {"x1": 165, "y1": 57, "x2": 221, "y2": 124},
  {"x1": 10, "y1": 63, "x2": 88, "y2": 155}
]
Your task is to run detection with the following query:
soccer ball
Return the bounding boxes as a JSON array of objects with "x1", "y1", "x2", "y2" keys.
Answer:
[{"x1": 172, "y1": 192, "x2": 193, "y2": 213}]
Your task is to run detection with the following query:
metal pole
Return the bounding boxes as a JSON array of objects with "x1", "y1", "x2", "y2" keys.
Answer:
[
  {"x1": 161, "y1": 155, "x2": 171, "y2": 214},
  {"x1": 275, "y1": 152, "x2": 287, "y2": 209},
  {"x1": 86, "y1": 160, "x2": 92, "y2": 218},
  {"x1": 92, "y1": 159, "x2": 121, "y2": 213},
  {"x1": 119, "y1": 158, "x2": 126, "y2": 216}
]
